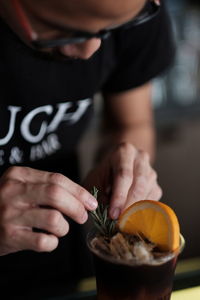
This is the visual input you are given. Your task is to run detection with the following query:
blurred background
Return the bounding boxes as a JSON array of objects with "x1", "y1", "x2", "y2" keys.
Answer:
[
  {"x1": 154, "y1": 0, "x2": 200, "y2": 259},
  {"x1": 78, "y1": 0, "x2": 200, "y2": 260}
]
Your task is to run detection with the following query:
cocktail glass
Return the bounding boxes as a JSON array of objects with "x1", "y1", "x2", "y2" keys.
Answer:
[{"x1": 87, "y1": 231, "x2": 185, "y2": 300}]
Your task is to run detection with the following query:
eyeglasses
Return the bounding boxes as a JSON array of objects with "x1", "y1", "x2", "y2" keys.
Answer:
[{"x1": 13, "y1": 0, "x2": 161, "y2": 50}]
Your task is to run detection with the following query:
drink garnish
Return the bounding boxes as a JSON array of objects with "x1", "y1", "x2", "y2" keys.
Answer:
[
  {"x1": 118, "y1": 200, "x2": 180, "y2": 252},
  {"x1": 89, "y1": 187, "x2": 117, "y2": 237}
]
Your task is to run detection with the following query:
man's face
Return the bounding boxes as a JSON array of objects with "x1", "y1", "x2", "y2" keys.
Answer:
[{"x1": 1, "y1": 0, "x2": 147, "y2": 60}]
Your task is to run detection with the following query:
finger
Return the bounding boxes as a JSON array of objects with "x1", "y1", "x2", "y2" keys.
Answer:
[
  {"x1": 146, "y1": 185, "x2": 163, "y2": 201},
  {"x1": 22, "y1": 208, "x2": 69, "y2": 237},
  {"x1": 16, "y1": 230, "x2": 59, "y2": 252},
  {"x1": 134, "y1": 151, "x2": 151, "y2": 177},
  {"x1": 3, "y1": 167, "x2": 97, "y2": 210},
  {"x1": 125, "y1": 154, "x2": 155, "y2": 207},
  {"x1": 47, "y1": 173, "x2": 97, "y2": 210},
  {"x1": 109, "y1": 146, "x2": 137, "y2": 219},
  {"x1": 23, "y1": 183, "x2": 89, "y2": 224},
  {"x1": 126, "y1": 169, "x2": 157, "y2": 207},
  {"x1": 3, "y1": 166, "x2": 51, "y2": 183}
]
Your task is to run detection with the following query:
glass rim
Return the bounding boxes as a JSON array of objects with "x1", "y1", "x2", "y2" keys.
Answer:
[{"x1": 87, "y1": 230, "x2": 185, "y2": 267}]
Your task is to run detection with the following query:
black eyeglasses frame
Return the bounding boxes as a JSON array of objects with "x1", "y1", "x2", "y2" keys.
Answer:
[{"x1": 32, "y1": 1, "x2": 160, "y2": 49}]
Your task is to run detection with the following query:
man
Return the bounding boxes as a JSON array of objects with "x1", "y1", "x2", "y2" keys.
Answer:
[{"x1": 0, "y1": 0, "x2": 174, "y2": 298}]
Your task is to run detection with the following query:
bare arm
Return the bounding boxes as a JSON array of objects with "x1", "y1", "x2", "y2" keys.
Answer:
[{"x1": 101, "y1": 82, "x2": 155, "y2": 162}]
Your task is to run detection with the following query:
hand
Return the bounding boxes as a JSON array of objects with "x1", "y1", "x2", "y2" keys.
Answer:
[
  {"x1": 0, "y1": 166, "x2": 97, "y2": 256},
  {"x1": 84, "y1": 142, "x2": 162, "y2": 219}
]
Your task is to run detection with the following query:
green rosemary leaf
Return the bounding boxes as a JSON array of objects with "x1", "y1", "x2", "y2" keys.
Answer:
[
  {"x1": 90, "y1": 210, "x2": 102, "y2": 224},
  {"x1": 109, "y1": 220, "x2": 117, "y2": 236},
  {"x1": 102, "y1": 205, "x2": 108, "y2": 225},
  {"x1": 96, "y1": 202, "x2": 101, "y2": 217},
  {"x1": 93, "y1": 221, "x2": 106, "y2": 236},
  {"x1": 91, "y1": 186, "x2": 98, "y2": 200},
  {"x1": 89, "y1": 186, "x2": 117, "y2": 237}
]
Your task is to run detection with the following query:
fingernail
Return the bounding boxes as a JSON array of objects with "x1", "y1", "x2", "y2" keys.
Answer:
[
  {"x1": 86, "y1": 196, "x2": 98, "y2": 210},
  {"x1": 110, "y1": 207, "x2": 121, "y2": 220}
]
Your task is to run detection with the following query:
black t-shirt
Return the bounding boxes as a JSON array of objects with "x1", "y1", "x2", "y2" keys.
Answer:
[
  {"x1": 0, "y1": 4, "x2": 174, "y2": 175},
  {"x1": 0, "y1": 3, "x2": 175, "y2": 298}
]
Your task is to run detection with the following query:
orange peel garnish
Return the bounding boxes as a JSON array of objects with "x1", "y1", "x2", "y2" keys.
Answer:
[{"x1": 118, "y1": 200, "x2": 180, "y2": 252}]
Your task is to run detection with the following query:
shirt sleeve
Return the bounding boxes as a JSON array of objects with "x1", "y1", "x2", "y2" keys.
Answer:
[{"x1": 102, "y1": 3, "x2": 175, "y2": 93}]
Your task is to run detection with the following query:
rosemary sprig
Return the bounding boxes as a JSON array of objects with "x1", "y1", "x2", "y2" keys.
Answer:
[{"x1": 89, "y1": 187, "x2": 117, "y2": 237}]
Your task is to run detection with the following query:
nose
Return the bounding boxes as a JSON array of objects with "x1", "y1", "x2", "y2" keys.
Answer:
[{"x1": 59, "y1": 38, "x2": 101, "y2": 59}]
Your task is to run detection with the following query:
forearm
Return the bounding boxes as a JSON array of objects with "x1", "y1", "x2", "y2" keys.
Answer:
[
  {"x1": 98, "y1": 121, "x2": 155, "y2": 165},
  {"x1": 104, "y1": 121, "x2": 156, "y2": 162},
  {"x1": 99, "y1": 82, "x2": 156, "y2": 163}
]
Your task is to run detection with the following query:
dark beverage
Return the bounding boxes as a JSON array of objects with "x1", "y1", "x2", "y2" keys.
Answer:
[{"x1": 87, "y1": 232, "x2": 184, "y2": 300}]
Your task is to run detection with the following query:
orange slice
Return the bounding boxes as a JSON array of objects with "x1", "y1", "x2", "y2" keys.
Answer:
[{"x1": 118, "y1": 200, "x2": 180, "y2": 252}]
